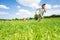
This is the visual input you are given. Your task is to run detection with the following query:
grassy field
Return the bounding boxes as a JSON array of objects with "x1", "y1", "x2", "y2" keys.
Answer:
[{"x1": 0, "y1": 18, "x2": 60, "y2": 40}]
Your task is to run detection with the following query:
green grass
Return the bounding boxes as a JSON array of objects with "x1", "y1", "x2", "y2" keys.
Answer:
[{"x1": 0, "y1": 18, "x2": 60, "y2": 40}]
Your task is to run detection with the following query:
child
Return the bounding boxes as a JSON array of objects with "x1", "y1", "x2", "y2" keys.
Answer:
[{"x1": 36, "y1": 4, "x2": 46, "y2": 22}]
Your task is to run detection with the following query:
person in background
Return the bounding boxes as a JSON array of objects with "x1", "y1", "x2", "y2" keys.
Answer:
[{"x1": 35, "y1": 4, "x2": 46, "y2": 22}]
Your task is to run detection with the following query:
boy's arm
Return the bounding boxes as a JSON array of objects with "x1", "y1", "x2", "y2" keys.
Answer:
[
  {"x1": 44, "y1": 9, "x2": 46, "y2": 13},
  {"x1": 35, "y1": 8, "x2": 39, "y2": 14}
]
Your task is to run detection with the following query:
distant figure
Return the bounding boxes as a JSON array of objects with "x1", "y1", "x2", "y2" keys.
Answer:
[
  {"x1": 23, "y1": 18, "x2": 28, "y2": 21},
  {"x1": 35, "y1": 4, "x2": 46, "y2": 22}
]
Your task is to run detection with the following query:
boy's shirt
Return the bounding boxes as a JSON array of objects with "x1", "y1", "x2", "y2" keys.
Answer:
[{"x1": 36, "y1": 8, "x2": 44, "y2": 15}]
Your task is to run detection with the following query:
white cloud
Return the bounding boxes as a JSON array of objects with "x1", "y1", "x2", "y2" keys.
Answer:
[
  {"x1": 16, "y1": 9, "x2": 34, "y2": 18},
  {"x1": 53, "y1": 9, "x2": 60, "y2": 15},
  {"x1": 44, "y1": 10, "x2": 54, "y2": 16},
  {"x1": 16, "y1": 9, "x2": 31, "y2": 15},
  {"x1": 44, "y1": 9, "x2": 60, "y2": 16},
  {"x1": 53, "y1": 5, "x2": 60, "y2": 8},
  {"x1": 0, "y1": 5, "x2": 10, "y2": 9},
  {"x1": 17, "y1": 5, "x2": 21, "y2": 8},
  {"x1": 44, "y1": 4, "x2": 60, "y2": 16},
  {"x1": 0, "y1": 12, "x2": 9, "y2": 14},
  {"x1": 16, "y1": 0, "x2": 41, "y2": 9},
  {"x1": 45, "y1": 4, "x2": 52, "y2": 9},
  {"x1": 45, "y1": 4, "x2": 60, "y2": 9},
  {"x1": 16, "y1": 0, "x2": 60, "y2": 18},
  {"x1": 31, "y1": 3, "x2": 41, "y2": 9}
]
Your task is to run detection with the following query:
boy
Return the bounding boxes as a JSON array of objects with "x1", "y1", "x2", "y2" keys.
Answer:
[{"x1": 36, "y1": 4, "x2": 46, "y2": 22}]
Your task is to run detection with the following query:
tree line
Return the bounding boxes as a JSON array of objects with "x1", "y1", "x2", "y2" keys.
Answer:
[{"x1": 0, "y1": 14, "x2": 60, "y2": 21}]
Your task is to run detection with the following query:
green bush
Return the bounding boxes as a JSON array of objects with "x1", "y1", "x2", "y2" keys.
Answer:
[{"x1": 34, "y1": 14, "x2": 39, "y2": 20}]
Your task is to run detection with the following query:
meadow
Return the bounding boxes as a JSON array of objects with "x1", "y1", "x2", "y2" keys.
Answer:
[{"x1": 0, "y1": 18, "x2": 60, "y2": 40}]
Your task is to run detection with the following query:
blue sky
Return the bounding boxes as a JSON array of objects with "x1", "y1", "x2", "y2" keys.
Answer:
[{"x1": 0, "y1": 0, "x2": 60, "y2": 19}]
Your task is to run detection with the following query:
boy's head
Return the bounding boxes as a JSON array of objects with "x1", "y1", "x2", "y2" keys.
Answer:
[{"x1": 42, "y1": 4, "x2": 46, "y2": 9}]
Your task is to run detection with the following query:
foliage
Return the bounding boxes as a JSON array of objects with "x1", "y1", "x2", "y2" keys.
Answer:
[
  {"x1": 34, "y1": 14, "x2": 39, "y2": 20},
  {"x1": 0, "y1": 18, "x2": 60, "y2": 40}
]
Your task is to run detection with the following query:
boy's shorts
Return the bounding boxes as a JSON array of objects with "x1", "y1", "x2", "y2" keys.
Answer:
[{"x1": 38, "y1": 14, "x2": 44, "y2": 19}]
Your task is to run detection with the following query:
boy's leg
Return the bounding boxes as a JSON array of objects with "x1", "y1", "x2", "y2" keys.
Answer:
[
  {"x1": 37, "y1": 18, "x2": 41, "y2": 22},
  {"x1": 37, "y1": 14, "x2": 44, "y2": 22},
  {"x1": 37, "y1": 14, "x2": 42, "y2": 22}
]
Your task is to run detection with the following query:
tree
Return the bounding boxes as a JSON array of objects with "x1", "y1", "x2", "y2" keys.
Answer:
[
  {"x1": 14, "y1": 18, "x2": 18, "y2": 20},
  {"x1": 29, "y1": 17, "x2": 33, "y2": 20},
  {"x1": 34, "y1": 14, "x2": 39, "y2": 20}
]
